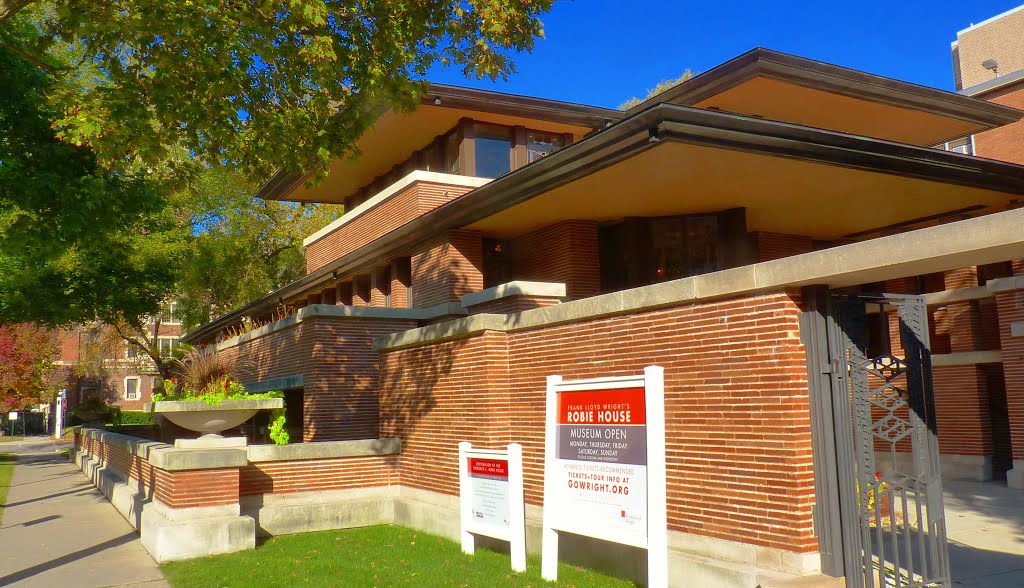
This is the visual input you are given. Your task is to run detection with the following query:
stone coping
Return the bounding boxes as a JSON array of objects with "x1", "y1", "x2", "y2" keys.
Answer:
[
  {"x1": 247, "y1": 437, "x2": 401, "y2": 462},
  {"x1": 77, "y1": 427, "x2": 248, "y2": 471},
  {"x1": 143, "y1": 398, "x2": 284, "y2": 412},
  {"x1": 931, "y1": 350, "x2": 1003, "y2": 366},
  {"x1": 303, "y1": 171, "x2": 490, "y2": 246},
  {"x1": 460, "y1": 281, "x2": 566, "y2": 308},
  {"x1": 376, "y1": 207, "x2": 1024, "y2": 351},
  {"x1": 216, "y1": 301, "x2": 466, "y2": 351}
]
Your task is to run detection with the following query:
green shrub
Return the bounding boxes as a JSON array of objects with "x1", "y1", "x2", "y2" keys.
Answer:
[{"x1": 116, "y1": 411, "x2": 155, "y2": 425}]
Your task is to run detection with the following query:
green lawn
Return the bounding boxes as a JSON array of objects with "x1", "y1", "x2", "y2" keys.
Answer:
[
  {"x1": 161, "y1": 525, "x2": 635, "y2": 588},
  {"x1": 0, "y1": 436, "x2": 24, "y2": 442},
  {"x1": 0, "y1": 453, "x2": 15, "y2": 524}
]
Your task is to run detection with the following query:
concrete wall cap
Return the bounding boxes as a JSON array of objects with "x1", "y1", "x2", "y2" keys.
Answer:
[
  {"x1": 247, "y1": 438, "x2": 401, "y2": 462},
  {"x1": 147, "y1": 447, "x2": 249, "y2": 471},
  {"x1": 987, "y1": 275, "x2": 1024, "y2": 293},
  {"x1": 460, "y1": 281, "x2": 567, "y2": 308},
  {"x1": 303, "y1": 171, "x2": 490, "y2": 247}
]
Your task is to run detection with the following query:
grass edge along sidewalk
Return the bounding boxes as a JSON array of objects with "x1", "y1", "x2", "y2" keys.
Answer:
[
  {"x1": 0, "y1": 452, "x2": 15, "y2": 524},
  {"x1": 162, "y1": 524, "x2": 636, "y2": 587}
]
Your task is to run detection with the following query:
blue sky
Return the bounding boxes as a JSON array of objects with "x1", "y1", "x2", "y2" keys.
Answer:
[{"x1": 426, "y1": 1, "x2": 1023, "y2": 108}]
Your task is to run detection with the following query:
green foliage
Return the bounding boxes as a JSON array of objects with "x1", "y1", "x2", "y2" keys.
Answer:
[
  {"x1": 114, "y1": 411, "x2": 155, "y2": 426},
  {"x1": 7, "y1": 0, "x2": 555, "y2": 180},
  {"x1": 161, "y1": 525, "x2": 635, "y2": 588},
  {"x1": 618, "y1": 70, "x2": 695, "y2": 110},
  {"x1": 152, "y1": 386, "x2": 284, "y2": 407},
  {"x1": 172, "y1": 167, "x2": 342, "y2": 330},
  {"x1": 68, "y1": 397, "x2": 116, "y2": 425},
  {"x1": 268, "y1": 412, "x2": 289, "y2": 446},
  {"x1": 0, "y1": 16, "x2": 187, "y2": 327}
]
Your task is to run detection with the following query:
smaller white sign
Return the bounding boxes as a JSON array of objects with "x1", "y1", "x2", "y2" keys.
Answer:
[
  {"x1": 459, "y1": 442, "x2": 526, "y2": 572},
  {"x1": 8, "y1": 412, "x2": 18, "y2": 420}
]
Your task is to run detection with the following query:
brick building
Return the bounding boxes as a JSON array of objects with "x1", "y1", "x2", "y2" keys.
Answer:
[
  {"x1": 74, "y1": 47, "x2": 1024, "y2": 586},
  {"x1": 952, "y1": 4, "x2": 1024, "y2": 165},
  {"x1": 59, "y1": 303, "x2": 183, "y2": 412}
]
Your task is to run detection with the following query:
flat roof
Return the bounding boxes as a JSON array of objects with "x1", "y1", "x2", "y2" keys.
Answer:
[{"x1": 184, "y1": 101, "x2": 1024, "y2": 343}]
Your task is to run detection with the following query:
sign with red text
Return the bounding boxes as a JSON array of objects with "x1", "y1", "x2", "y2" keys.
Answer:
[
  {"x1": 459, "y1": 443, "x2": 527, "y2": 571},
  {"x1": 542, "y1": 367, "x2": 667, "y2": 586},
  {"x1": 467, "y1": 457, "x2": 510, "y2": 534}
]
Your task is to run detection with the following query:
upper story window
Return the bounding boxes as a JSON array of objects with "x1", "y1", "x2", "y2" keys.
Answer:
[
  {"x1": 527, "y1": 132, "x2": 564, "y2": 162},
  {"x1": 125, "y1": 377, "x2": 140, "y2": 401},
  {"x1": 475, "y1": 125, "x2": 513, "y2": 178},
  {"x1": 158, "y1": 336, "x2": 179, "y2": 357},
  {"x1": 943, "y1": 137, "x2": 973, "y2": 155}
]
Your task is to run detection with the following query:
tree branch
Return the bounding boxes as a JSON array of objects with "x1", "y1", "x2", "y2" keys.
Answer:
[
  {"x1": 0, "y1": 37, "x2": 64, "y2": 74},
  {"x1": 0, "y1": 0, "x2": 34, "y2": 24}
]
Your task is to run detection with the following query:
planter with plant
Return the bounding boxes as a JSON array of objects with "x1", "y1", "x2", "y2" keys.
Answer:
[{"x1": 145, "y1": 348, "x2": 286, "y2": 447}]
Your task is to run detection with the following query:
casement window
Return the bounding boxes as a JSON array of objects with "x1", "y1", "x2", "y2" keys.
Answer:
[
  {"x1": 157, "y1": 336, "x2": 179, "y2": 357},
  {"x1": 474, "y1": 124, "x2": 513, "y2": 178},
  {"x1": 125, "y1": 377, "x2": 141, "y2": 401}
]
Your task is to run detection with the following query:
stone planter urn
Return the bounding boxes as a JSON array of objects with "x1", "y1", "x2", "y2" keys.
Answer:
[{"x1": 144, "y1": 398, "x2": 283, "y2": 448}]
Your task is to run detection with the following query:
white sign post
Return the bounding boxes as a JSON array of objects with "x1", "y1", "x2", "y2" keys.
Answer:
[
  {"x1": 54, "y1": 390, "x2": 65, "y2": 439},
  {"x1": 541, "y1": 366, "x2": 667, "y2": 587},
  {"x1": 459, "y1": 442, "x2": 527, "y2": 571}
]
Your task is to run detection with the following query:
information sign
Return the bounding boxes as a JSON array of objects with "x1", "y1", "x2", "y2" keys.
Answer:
[
  {"x1": 459, "y1": 442, "x2": 526, "y2": 571},
  {"x1": 541, "y1": 366, "x2": 667, "y2": 586}
]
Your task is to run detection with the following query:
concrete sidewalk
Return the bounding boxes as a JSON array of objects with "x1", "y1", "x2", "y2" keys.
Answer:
[{"x1": 0, "y1": 437, "x2": 169, "y2": 588}]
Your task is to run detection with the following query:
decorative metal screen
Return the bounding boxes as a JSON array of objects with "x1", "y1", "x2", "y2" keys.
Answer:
[{"x1": 831, "y1": 294, "x2": 950, "y2": 588}]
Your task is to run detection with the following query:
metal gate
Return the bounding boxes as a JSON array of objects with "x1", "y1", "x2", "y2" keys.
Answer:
[{"x1": 803, "y1": 290, "x2": 951, "y2": 588}]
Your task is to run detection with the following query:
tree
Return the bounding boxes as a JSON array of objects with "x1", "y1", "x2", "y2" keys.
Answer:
[
  {"x1": 2, "y1": 0, "x2": 555, "y2": 179},
  {"x1": 173, "y1": 167, "x2": 342, "y2": 330},
  {"x1": 0, "y1": 322, "x2": 61, "y2": 409},
  {"x1": 0, "y1": 16, "x2": 188, "y2": 327},
  {"x1": 618, "y1": 70, "x2": 694, "y2": 110},
  {"x1": 1, "y1": 1, "x2": 553, "y2": 329}
]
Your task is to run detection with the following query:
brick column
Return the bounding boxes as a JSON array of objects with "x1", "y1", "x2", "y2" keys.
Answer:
[
  {"x1": 390, "y1": 259, "x2": 411, "y2": 309},
  {"x1": 352, "y1": 275, "x2": 371, "y2": 307},
  {"x1": 411, "y1": 230, "x2": 483, "y2": 307},
  {"x1": 933, "y1": 268, "x2": 993, "y2": 480},
  {"x1": 370, "y1": 266, "x2": 391, "y2": 307},
  {"x1": 993, "y1": 265, "x2": 1024, "y2": 488}
]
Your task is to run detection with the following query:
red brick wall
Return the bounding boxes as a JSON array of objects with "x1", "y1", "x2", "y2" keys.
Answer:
[
  {"x1": 305, "y1": 182, "x2": 476, "y2": 274},
  {"x1": 411, "y1": 230, "x2": 483, "y2": 308},
  {"x1": 240, "y1": 455, "x2": 397, "y2": 496},
  {"x1": 506, "y1": 221, "x2": 601, "y2": 300},
  {"x1": 225, "y1": 315, "x2": 417, "y2": 442},
  {"x1": 154, "y1": 468, "x2": 240, "y2": 509},
  {"x1": 933, "y1": 365, "x2": 993, "y2": 456},
  {"x1": 755, "y1": 232, "x2": 815, "y2": 262},
  {"x1": 995, "y1": 286, "x2": 1024, "y2": 461},
  {"x1": 379, "y1": 292, "x2": 817, "y2": 553},
  {"x1": 972, "y1": 82, "x2": 1024, "y2": 166}
]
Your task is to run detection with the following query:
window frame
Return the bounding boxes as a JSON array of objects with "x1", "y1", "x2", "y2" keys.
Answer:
[{"x1": 124, "y1": 376, "x2": 141, "y2": 401}]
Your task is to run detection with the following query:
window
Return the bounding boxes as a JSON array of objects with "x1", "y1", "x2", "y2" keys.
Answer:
[
  {"x1": 125, "y1": 345, "x2": 142, "y2": 360},
  {"x1": 158, "y1": 337, "x2": 179, "y2": 357},
  {"x1": 650, "y1": 215, "x2": 717, "y2": 282},
  {"x1": 944, "y1": 137, "x2": 973, "y2": 155},
  {"x1": 160, "y1": 302, "x2": 180, "y2": 325},
  {"x1": 527, "y1": 132, "x2": 564, "y2": 162},
  {"x1": 474, "y1": 125, "x2": 512, "y2": 178},
  {"x1": 125, "y1": 377, "x2": 140, "y2": 401}
]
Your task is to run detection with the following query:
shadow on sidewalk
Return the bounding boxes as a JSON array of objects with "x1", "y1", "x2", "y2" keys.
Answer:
[
  {"x1": 0, "y1": 532, "x2": 138, "y2": 586},
  {"x1": 0, "y1": 485, "x2": 94, "y2": 509}
]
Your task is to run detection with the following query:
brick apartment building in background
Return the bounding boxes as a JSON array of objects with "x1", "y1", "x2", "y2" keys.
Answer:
[
  {"x1": 953, "y1": 3, "x2": 1024, "y2": 164},
  {"x1": 58, "y1": 302, "x2": 182, "y2": 412}
]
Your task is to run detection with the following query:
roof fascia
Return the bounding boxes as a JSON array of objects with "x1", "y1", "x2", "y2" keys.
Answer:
[
  {"x1": 184, "y1": 103, "x2": 1024, "y2": 343},
  {"x1": 254, "y1": 85, "x2": 622, "y2": 202},
  {"x1": 626, "y1": 48, "x2": 1024, "y2": 129}
]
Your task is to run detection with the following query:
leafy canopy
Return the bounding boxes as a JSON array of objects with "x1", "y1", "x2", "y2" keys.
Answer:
[
  {"x1": 0, "y1": 322, "x2": 61, "y2": 409},
  {"x1": 11, "y1": 0, "x2": 554, "y2": 179}
]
